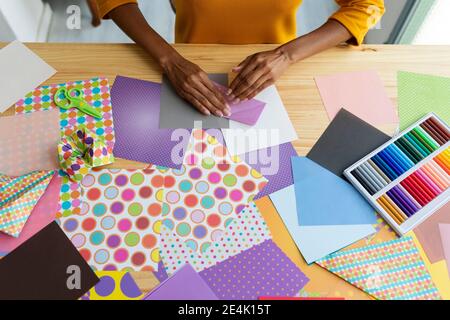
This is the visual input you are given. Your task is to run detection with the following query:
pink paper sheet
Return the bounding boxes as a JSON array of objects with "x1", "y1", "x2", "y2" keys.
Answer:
[
  {"x1": 315, "y1": 70, "x2": 398, "y2": 126},
  {"x1": 0, "y1": 174, "x2": 60, "y2": 255},
  {"x1": 439, "y1": 224, "x2": 450, "y2": 277},
  {"x1": 414, "y1": 202, "x2": 450, "y2": 263},
  {"x1": 0, "y1": 109, "x2": 60, "y2": 176}
]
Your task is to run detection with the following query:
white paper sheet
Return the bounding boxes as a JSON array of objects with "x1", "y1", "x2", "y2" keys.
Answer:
[
  {"x1": 222, "y1": 85, "x2": 298, "y2": 155},
  {"x1": 0, "y1": 41, "x2": 56, "y2": 113}
]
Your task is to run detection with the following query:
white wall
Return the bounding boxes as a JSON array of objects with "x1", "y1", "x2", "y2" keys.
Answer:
[{"x1": 0, "y1": 0, "x2": 51, "y2": 41}]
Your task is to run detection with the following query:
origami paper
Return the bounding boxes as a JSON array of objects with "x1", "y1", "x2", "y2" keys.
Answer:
[
  {"x1": 317, "y1": 237, "x2": 441, "y2": 300},
  {"x1": 0, "y1": 170, "x2": 54, "y2": 237},
  {"x1": 292, "y1": 157, "x2": 377, "y2": 226},
  {"x1": 60, "y1": 168, "x2": 167, "y2": 271},
  {"x1": 414, "y1": 202, "x2": 450, "y2": 263},
  {"x1": 58, "y1": 126, "x2": 115, "y2": 182},
  {"x1": 0, "y1": 222, "x2": 99, "y2": 300},
  {"x1": 160, "y1": 202, "x2": 272, "y2": 274},
  {"x1": 153, "y1": 261, "x2": 169, "y2": 282},
  {"x1": 398, "y1": 71, "x2": 450, "y2": 130},
  {"x1": 15, "y1": 77, "x2": 115, "y2": 153},
  {"x1": 222, "y1": 85, "x2": 298, "y2": 155},
  {"x1": 82, "y1": 271, "x2": 143, "y2": 300},
  {"x1": 159, "y1": 74, "x2": 230, "y2": 129},
  {"x1": 242, "y1": 142, "x2": 298, "y2": 199},
  {"x1": 315, "y1": 70, "x2": 398, "y2": 126},
  {"x1": 411, "y1": 233, "x2": 450, "y2": 300},
  {"x1": 270, "y1": 185, "x2": 375, "y2": 264},
  {"x1": 144, "y1": 264, "x2": 218, "y2": 300},
  {"x1": 214, "y1": 83, "x2": 266, "y2": 126},
  {"x1": 307, "y1": 108, "x2": 391, "y2": 177},
  {"x1": 110, "y1": 76, "x2": 190, "y2": 169},
  {"x1": 0, "y1": 41, "x2": 56, "y2": 113},
  {"x1": 0, "y1": 109, "x2": 60, "y2": 176},
  {"x1": 199, "y1": 240, "x2": 309, "y2": 300},
  {"x1": 161, "y1": 161, "x2": 267, "y2": 254},
  {"x1": 0, "y1": 174, "x2": 60, "y2": 255},
  {"x1": 154, "y1": 129, "x2": 267, "y2": 255},
  {"x1": 256, "y1": 196, "x2": 394, "y2": 300},
  {"x1": 184, "y1": 128, "x2": 293, "y2": 198},
  {"x1": 439, "y1": 224, "x2": 450, "y2": 278}
]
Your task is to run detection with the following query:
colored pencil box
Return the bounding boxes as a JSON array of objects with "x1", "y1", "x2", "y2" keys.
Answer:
[{"x1": 344, "y1": 113, "x2": 450, "y2": 235}]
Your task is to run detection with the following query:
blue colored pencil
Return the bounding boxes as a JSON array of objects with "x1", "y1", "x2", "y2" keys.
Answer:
[
  {"x1": 372, "y1": 154, "x2": 397, "y2": 180},
  {"x1": 384, "y1": 146, "x2": 409, "y2": 173},
  {"x1": 379, "y1": 150, "x2": 403, "y2": 176},
  {"x1": 390, "y1": 143, "x2": 415, "y2": 168}
]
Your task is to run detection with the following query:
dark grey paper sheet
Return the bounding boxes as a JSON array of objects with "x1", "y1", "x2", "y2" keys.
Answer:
[
  {"x1": 307, "y1": 108, "x2": 391, "y2": 177},
  {"x1": 159, "y1": 74, "x2": 230, "y2": 129}
]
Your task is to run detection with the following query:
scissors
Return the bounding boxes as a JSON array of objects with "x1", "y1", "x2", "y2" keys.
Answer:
[{"x1": 54, "y1": 87, "x2": 102, "y2": 119}]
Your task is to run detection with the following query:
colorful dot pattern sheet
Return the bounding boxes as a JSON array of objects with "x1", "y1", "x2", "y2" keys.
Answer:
[
  {"x1": 15, "y1": 77, "x2": 115, "y2": 153},
  {"x1": 159, "y1": 202, "x2": 272, "y2": 274},
  {"x1": 199, "y1": 239, "x2": 309, "y2": 300},
  {"x1": 60, "y1": 168, "x2": 167, "y2": 272},
  {"x1": 81, "y1": 271, "x2": 143, "y2": 300}
]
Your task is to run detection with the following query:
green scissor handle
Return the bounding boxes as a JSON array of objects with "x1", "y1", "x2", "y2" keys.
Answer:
[{"x1": 54, "y1": 87, "x2": 103, "y2": 119}]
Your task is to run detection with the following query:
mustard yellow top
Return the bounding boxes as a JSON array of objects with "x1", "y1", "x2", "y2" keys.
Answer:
[{"x1": 97, "y1": 0, "x2": 384, "y2": 45}]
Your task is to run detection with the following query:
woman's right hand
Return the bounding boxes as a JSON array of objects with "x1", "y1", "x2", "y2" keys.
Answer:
[{"x1": 161, "y1": 54, "x2": 230, "y2": 117}]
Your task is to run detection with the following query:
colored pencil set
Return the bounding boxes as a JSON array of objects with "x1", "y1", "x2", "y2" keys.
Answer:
[{"x1": 345, "y1": 113, "x2": 450, "y2": 235}]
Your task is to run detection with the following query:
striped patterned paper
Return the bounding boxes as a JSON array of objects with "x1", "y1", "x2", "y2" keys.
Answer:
[{"x1": 317, "y1": 237, "x2": 441, "y2": 300}]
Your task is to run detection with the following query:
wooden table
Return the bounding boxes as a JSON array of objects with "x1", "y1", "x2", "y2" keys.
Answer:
[{"x1": 2, "y1": 43, "x2": 450, "y2": 298}]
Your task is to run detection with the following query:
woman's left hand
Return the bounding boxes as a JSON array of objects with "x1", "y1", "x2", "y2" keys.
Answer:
[{"x1": 228, "y1": 48, "x2": 292, "y2": 101}]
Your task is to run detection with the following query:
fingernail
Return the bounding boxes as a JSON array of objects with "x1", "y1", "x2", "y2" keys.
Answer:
[
  {"x1": 216, "y1": 111, "x2": 223, "y2": 117},
  {"x1": 226, "y1": 89, "x2": 232, "y2": 95},
  {"x1": 224, "y1": 110, "x2": 231, "y2": 116},
  {"x1": 229, "y1": 94, "x2": 235, "y2": 100},
  {"x1": 232, "y1": 98, "x2": 240, "y2": 104}
]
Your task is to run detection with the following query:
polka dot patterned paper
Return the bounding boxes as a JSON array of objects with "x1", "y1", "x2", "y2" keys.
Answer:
[
  {"x1": 161, "y1": 162, "x2": 267, "y2": 255},
  {"x1": 161, "y1": 129, "x2": 267, "y2": 254},
  {"x1": 15, "y1": 77, "x2": 115, "y2": 153},
  {"x1": 199, "y1": 240, "x2": 309, "y2": 300},
  {"x1": 159, "y1": 202, "x2": 272, "y2": 274},
  {"x1": 81, "y1": 271, "x2": 143, "y2": 300},
  {"x1": 60, "y1": 168, "x2": 168, "y2": 272}
]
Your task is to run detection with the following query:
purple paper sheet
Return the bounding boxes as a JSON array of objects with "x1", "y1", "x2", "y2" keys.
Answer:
[
  {"x1": 153, "y1": 260, "x2": 169, "y2": 282},
  {"x1": 144, "y1": 264, "x2": 218, "y2": 300},
  {"x1": 215, "y1": 84, "x2": 266, "y2": 126},
  {"x1": 211, "y1": 129, "x2": 297, "y2": 198},
  {"x1": 199, "y1": 240, "x2": 309, "y2": 300},
  {"x1": 242, "y1": 142, "x2": 298, "y2": 199},
  {"x1": 111, "y1": 76, "x2": 190, "y2": 169}
]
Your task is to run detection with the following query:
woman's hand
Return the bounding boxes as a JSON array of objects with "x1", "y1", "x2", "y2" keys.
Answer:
[
  {"x1": 161, "y1": 54, "x2": 230, "y2": 117},
  {"x1": 228, "y1": 48, "x2": 292, "y2": 101}
]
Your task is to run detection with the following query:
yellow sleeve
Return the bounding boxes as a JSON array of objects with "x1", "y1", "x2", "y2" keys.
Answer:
[
  {"x1": 330, "y1": 0, "x2": 385, "y2": 45},
  {"x1": 96, "y1": 0, "x2": 137, "y2": 19}
]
